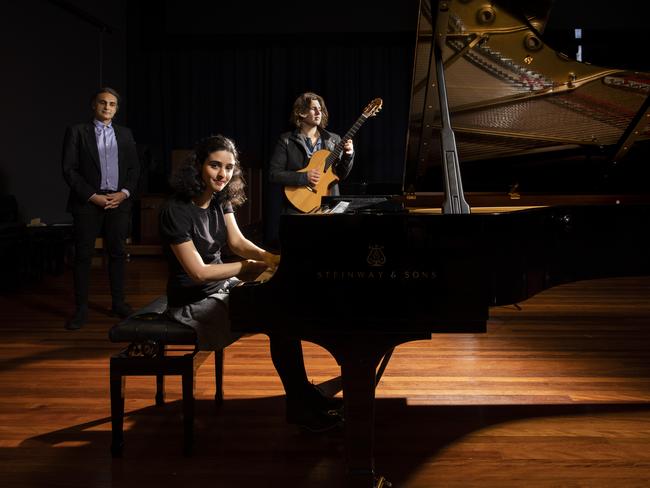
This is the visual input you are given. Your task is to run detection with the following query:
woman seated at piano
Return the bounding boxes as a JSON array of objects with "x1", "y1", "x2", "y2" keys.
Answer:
[{"x1": 159, "y1": 134, "x2": 342, "y2": 432}]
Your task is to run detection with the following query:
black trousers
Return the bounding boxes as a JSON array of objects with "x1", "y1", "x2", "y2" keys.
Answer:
[{"x1": 72, "y1": 203, "x2": 131, "y2": 308}]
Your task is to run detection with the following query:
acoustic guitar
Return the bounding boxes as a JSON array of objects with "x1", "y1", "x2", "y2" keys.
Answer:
[{"x1": 284, "y1": 98, "x2": 383, "y2": 213}]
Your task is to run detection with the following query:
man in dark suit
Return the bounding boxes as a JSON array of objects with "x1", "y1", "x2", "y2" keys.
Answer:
[{"x1": 62, "y1": 87, "x2": 140, "y2": 330}]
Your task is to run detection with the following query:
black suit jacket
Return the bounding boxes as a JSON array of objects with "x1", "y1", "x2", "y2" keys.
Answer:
[{"x1": 62, "y1": 122, "x2": 140, "y2": 214}]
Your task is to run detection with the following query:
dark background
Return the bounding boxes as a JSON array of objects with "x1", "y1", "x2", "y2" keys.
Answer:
[{"x1": 1, "y1": 0, "x2": 648, "y2": 236}]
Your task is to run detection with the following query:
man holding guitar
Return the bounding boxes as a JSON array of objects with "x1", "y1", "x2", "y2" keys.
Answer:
[{"x1": 269, "y1": 92, "x2": 355, "y2": 215}]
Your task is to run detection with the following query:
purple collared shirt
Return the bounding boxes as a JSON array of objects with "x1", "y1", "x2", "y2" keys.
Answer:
[{"x1": 93, "y1": 120, "x2": 130, "y2": 198}]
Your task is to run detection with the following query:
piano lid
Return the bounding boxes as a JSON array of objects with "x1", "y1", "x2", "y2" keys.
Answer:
[{"x1": 403, "y1": 0, "x2": 650, "y2": 196}]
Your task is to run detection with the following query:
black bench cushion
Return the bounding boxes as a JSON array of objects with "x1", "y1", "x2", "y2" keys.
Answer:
[{"x1": 108, "y1": 296, "x2": 197, "y2": 345}]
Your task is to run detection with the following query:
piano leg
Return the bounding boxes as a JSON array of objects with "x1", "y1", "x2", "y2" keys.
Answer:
[
  {"x1": 306, "y1": 333, "x2": 428, "y2": 488},
  {"x1": 340, "y1": 345, "x2": 380, "y2": 487}
]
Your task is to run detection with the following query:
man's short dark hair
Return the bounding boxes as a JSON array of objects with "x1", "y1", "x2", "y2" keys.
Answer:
[{"x1": 91, "y1": 86, "x2": 121, "y2": 106}]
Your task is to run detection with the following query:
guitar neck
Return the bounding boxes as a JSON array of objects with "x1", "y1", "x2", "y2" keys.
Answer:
[{"x1": 325, "y1": 114, "x2": 368, "y2": 169}]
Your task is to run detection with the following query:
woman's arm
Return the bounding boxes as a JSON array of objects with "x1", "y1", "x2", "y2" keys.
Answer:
[
  {"x1": 170, "y1": 239, "x2": 265, "y2": 284},
  {"x1": 224, "y1": 213, "x2": 280, "y2": 269}
]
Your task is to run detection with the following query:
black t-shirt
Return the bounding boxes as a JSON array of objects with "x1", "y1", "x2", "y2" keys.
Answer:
[{"x1": 159, "y1": 196, "x2": 234, "y2": 307}]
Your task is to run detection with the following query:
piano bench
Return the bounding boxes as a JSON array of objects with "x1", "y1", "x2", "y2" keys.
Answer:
[{"x1": 108, "y1": 296, "x2": 225, "y2": 457}]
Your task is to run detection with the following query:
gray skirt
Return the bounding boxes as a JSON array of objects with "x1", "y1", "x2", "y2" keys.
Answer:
[{"x1": 166, "y1": 279, "x2": 244, "y2": 351}]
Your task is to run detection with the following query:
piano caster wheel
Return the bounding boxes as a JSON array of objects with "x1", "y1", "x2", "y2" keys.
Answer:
[{"x1": 375, "y1": 476, "x2": 392, "y2": 488}]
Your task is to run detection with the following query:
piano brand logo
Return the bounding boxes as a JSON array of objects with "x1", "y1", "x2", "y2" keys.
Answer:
[
  {"x1": 367, "y1": 244, "x2": 386, "y2": 267},
  {"x1": 315, "y1": 270, "x2": 437, "y2": 281},
  {"x1": 314, "y1": 244, "x2": 437, "y2": 281}
]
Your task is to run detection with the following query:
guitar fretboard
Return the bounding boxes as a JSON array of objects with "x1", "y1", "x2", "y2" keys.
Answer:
[{"x1": 325, "y1": 114, "x2": 369, "y2": 171}]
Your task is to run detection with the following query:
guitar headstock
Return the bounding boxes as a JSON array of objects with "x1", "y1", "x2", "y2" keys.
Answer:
[{"x1": 363, "y1": 98, "x2": 383, "y2": 117}]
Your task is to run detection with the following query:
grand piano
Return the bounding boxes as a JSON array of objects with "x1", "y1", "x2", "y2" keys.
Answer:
[{"x1": 230, "y1": 1, "x2": 650, "y2": 486}]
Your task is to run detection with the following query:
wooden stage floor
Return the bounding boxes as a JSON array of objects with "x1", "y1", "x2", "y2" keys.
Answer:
[{"x1": 1, "y1": 256, "x2": 650, "y2": 487}]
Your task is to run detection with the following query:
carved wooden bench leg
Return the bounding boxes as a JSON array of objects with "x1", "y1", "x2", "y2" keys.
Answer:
[
  {"x1": 182, "y1": 359, "x2": 194, "y2": 456},
  {"x1": 214, "y1": 349, "x2": 224, "y2": 406},
  {"x1": 110, "y1": 365, "x2": 125, "y2": 458},
  {"x1": 155, "y1": 374, "x2": 165, "y2": 406},
  {"x1": 155, "y1": 346, "x2": 166, "y2": 406}
]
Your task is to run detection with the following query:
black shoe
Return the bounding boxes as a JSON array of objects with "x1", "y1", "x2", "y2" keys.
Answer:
[
  {"x1": 286, "y1": 404, "x2": 343, "y2": 433},
  {"x1": 111, "y1": 302, "x2": 134, "y2": 318},
  {"x1": 305, "y1": 383, "x2": 344, "y2": 414},
  {"x1": 65, "y1": 305, "x2": 88, "y2": 330}
]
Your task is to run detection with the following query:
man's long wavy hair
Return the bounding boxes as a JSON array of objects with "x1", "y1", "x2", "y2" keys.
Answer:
[
  {"x1": 169, "y1": 134, "x2": 246, "y2": 207},
  {"x1": 290, "y1": 92, "x2": 329, "y2": 129}
]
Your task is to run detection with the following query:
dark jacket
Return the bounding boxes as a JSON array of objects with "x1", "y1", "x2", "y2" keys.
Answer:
[{"x1": 62, "y1": 122, "x2": 140, "y2": 214}]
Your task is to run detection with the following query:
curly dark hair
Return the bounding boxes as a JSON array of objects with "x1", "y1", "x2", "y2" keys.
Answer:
[
  {"x1": 169, "y1": 134, "x2": 247, "y2": 207},
  {"x1": 290, "y1": 92, "x2": 329, "y2": 129}
]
